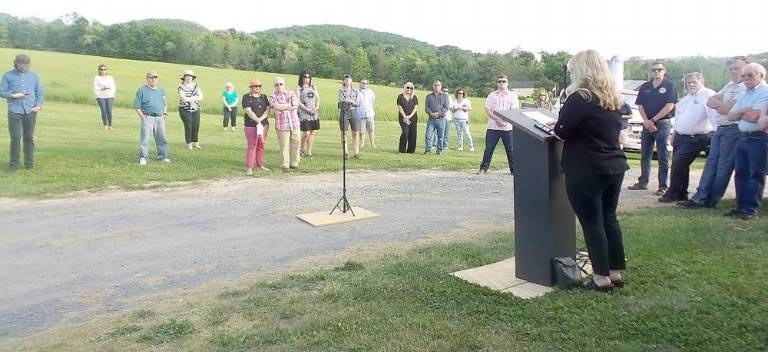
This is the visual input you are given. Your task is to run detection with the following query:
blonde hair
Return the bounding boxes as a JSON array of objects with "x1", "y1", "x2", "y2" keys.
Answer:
[
  {"x1": 566, "y1": 50, "x2": 622, "y2": 111},
  {"x1": 403, "y1": 81, "x2": 415, "y2": 94}
]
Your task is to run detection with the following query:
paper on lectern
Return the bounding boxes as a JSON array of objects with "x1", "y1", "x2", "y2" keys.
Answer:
[{"x1": 522, "y1": 111, "x2": 557, "y2": 125}]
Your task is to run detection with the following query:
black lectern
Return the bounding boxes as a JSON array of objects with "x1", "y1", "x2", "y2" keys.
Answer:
[{"x1": 495, "y1": 108, "x2": 575, "y2": 286}]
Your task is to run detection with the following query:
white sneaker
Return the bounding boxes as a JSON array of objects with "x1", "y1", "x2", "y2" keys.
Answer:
[
  {"x1": 246, "y1": 168, "x2": 253, "y2": 176},
  {"x1": 187, "y1": 143, "x2": 194, "y2": 150},
  {"x1": 470, "y1": 146, "x2": 475, "y2": 152},
  {"x1": 224, "y1": 127, "x2": 228, "y2": 131},
  {"x1": 139, "y1": 157, "x2": 148, "y2": 165},
  {"x1": 161, "y1": 158, "x2": 171, "y2": 163},
  {"x1": 457, "y1": 146, "x2": 464, "y2": 151},
  {"x1": 194, "y1": 142, "x2": 201, "y2": 149}
]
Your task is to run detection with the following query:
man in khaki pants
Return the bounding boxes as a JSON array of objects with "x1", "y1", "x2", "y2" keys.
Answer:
[{"x1": 268, "y1": 77, "x2": 301, "y2": 170}]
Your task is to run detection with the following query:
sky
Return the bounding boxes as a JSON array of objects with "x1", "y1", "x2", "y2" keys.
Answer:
[{"x1": 5, "y1": 0, "x2": 766, "y2": 60}]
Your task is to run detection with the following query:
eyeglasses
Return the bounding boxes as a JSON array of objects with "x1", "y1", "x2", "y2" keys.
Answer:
[
  {"x1": 741, "y1": 72, "x2": 757, "y2": 78},
  {"x1": 99, "y1": 68, "x2": 107, "y2": 71},
  {"x1": 651, "y1": 68, "x2": 665, "y2": 72},
  {"x1": 250, "y1": 85, "x2": 262, "y2": 88},
  {"x1": 497, "y1": 80, "x2": 507, "y2": 83},
  {"x1": 275, "y1": 83, "x2": 284, "y2": 86},
  {"x1": 303, "y1": 75, "x2": 311, "y2": 78},
  {"x1": 148, "y1": 76, "x2": 158, "y2": 79}
]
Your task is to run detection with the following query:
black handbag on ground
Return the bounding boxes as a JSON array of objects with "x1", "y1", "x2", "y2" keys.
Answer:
[{"x1": 552, "y1": 257, "x2": 583, "y2": 288}]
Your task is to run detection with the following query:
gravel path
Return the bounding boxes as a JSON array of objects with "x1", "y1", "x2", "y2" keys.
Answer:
[{"x1": 0, "y1": 168, "x2": 724, "y2": 339}]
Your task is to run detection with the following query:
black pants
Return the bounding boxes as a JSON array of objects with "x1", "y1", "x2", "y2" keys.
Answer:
[
  {"x1": 666, "y1": 133, "x2": 712, "y2": 199},
  {"x1": 8, "y1": 111, "x2": 36, "y2": 169},
  {"x1": 179, "y1": 109, "x2": 200, "y2": 144},
  {"x1": 565, "y1": 172, "x2": 626, "y2": 276},
  {"x1": 398, "y1": 115, "x2": 417, "y2": 153},
  {"x1": 223, "y1": 107, "x2": 238, "y2": 127}
]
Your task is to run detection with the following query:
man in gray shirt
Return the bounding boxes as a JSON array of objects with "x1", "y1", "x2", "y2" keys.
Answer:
[{"x1": 424, "y1": 80, "x2": 449, "y2": 155}]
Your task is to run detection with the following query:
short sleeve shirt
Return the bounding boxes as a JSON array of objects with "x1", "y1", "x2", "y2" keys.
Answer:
[
  {"x1": 132, "y1": 85, "x2": 166, "y2": 116},
  {"x1": 635, "y1": 79, "x2": 678, "y2": 119},
  {"x1": 242, "y1": 93, "x2": 270, "y2": 127},
  {"x1": 397, "y1": 94, "x2": 418, "y2": 118},
  {"x1": 730, "y1": 82, "x2": 768, "y2": 132},
  {"x1": 485, "y1": 89, "x2": 519, "y2": 131}
]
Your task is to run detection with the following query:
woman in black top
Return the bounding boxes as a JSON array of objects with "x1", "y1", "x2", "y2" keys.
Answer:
[
  {"x1": 552, "y1": 50, "x2": 630, "y2": 291},
  {"x1": 397, "y1": 82, "x2": 419, "y2": 153}
]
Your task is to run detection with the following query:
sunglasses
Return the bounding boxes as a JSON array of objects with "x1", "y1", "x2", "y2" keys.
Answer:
[
  {"x1": 99, "y1": 68, "x2": 107, "y2": 71},
  {"x1": 651, "y1": 68, "x2": 665, "y2": 72},
  {"x1": 275, "y1": 83, "x2": 284, "y2": 86},
  {"x1": 361, "y1": 82, "x2": 368, "y2": 84},
  {"x1": 406, "y1": 87, "x2": 414, "y2": 90},
  {"x1": 497, "y1": 80, "x2": 507, "y2": 83},
  {"x1": 250, "y1": 85, "x2": 262, "y2": 88},
  {"x1": 303, "y1": 75, "x2": 311, "y2": 78},
  {"x1": 147, "y1": 76, "x2": 158, "y2": 79}
]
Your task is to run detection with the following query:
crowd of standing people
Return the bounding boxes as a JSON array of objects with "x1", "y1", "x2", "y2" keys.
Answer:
[{"x1": 2, "y1": 52, "x2": 766, "y2": 224}]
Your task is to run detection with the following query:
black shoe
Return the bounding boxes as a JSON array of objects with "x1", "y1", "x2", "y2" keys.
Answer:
[
  {"x1": 628, "y1": 183, "x2": 647, "y2": 190},
  {"x1": 724, "y1": 209, "x2": 743, "y2": 217},
  {"x1": 678, "y1": 200, "x2": 706, "y2": 208},
  {"x1": 611, "y1": 279, "x2": 626, "y2": 288},
  {"x1": 583, "y1": 279, "x2": 613, "y2": 292},
  {"x1": 658, "y1": 193, "x2": 686, "y2": 203},
  {"x1": 424, "y1": 150, "x2": 431, "y2": 155},
  {"x1": 344, "y1": 153, "x2": 349, "y2": 160},
  {"x1": 353, "y1": 154, "x2": 360, "y2": 159},
  {"x1": 735, "y1": 212, "x2": 759, "y2": 220}
]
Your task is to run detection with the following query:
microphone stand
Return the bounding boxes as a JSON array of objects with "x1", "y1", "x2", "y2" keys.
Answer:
[{"x1": 330, "y1": 109, "x2": 355, "y2": 216}]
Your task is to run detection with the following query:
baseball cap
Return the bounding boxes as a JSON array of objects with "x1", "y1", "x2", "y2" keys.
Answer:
[{"x1": 146, "y1": 71, "x2": 159, "y2": 78}]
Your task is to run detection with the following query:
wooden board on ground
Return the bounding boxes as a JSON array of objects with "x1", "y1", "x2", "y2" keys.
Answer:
[
  {"x1": 297, "y1": 207, "x2": 378, "y2": 227},
  {"x1": 451, "y1": 257, "x2": 554, "y2": 299}
]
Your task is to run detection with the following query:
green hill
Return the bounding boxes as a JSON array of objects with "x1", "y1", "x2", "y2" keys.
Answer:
[{"x1": 0, "y1": 47, "x2": 489, "y2": 122}]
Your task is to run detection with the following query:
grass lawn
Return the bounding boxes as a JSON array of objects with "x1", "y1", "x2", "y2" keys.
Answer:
[{"x1": 3, "y1": 201, "x2": 765, "y2": 352}]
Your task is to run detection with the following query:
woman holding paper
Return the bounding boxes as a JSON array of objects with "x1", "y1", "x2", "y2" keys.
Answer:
[
  {"x1": 551, "y1": 49, "x2": 629, "y2": 291},
  {"x1": 242, "y1": 79, "x2": 271, "y2": 175}
]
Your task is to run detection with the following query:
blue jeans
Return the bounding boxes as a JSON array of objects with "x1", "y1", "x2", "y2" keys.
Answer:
[
  {"x1": 7, "y1": 111, "x2": 36, "y2": 169},
  {"x1": 138, "y1": 114, "x2": 169, "y2": 160},
  {"x1": 638, "y1": 119, "x2": 671, "y2": 188},
  {"x1": 480, "y1": 129, "x2": 513, "y2": 173},
  {"x1": 96, "y1": 98, "x2": 113, "y2": 126},
  {"x1": 454, "y1": 119, "x2": 474, "y2": 148},
  {"x1": 425, "y1": 118, "x2": 446, "y2": 152},
  {"x1": 733, "y1": 131, "x2": 767, "y2": 215},
  {"x1": 430, "y1": 121, "x2": 450, "y2": 150},
  {"x1": 690, "y1": 125, "x2": 740, "y2": 207}
]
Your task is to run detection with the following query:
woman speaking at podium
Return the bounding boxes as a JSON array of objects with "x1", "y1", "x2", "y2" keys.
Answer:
[{"x1": 550, "y1": 50, "x2": 630, "y2": 291}]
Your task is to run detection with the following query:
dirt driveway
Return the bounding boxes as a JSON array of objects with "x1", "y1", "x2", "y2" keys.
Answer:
[{"x1": 0, "y1": 168, "x2": 715, "y2": 339}]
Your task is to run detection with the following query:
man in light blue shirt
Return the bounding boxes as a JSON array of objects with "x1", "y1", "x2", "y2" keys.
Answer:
[
  {"x1": 0, "y1": 54, "x2": 44, "y2": 171},
  {"x1": 133, "y1": 71, "x2": 169, "y2": 165},
  {"x1": 725, "y1": 63, "x2": 768, "y2": 220}
]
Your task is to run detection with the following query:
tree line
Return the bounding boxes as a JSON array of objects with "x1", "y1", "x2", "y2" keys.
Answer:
[{"x1": 1, "y1": 12, "x2": 766, "y2": 98}]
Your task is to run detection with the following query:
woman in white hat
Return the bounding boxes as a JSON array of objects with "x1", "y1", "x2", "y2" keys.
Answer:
[{"x1": 178, "y1": 69, "x2": 204, "y2": 149}]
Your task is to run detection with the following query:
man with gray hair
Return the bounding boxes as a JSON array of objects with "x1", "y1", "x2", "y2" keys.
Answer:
[
  {"x1": 724, "y1": 62, "x2": 768, "y2": 220},
  {"x1": 0, "y1": 54, "x2": 44, "y2": 171},
  {"x1": 679, "y1": 56, "x2": 747, "y2": 209},
  {"x1": 658, "y1": 72, "x2": 717, "y2": 202},
  {"x1": 424, "y1": 80, "x2": 450, "y2": 155}
]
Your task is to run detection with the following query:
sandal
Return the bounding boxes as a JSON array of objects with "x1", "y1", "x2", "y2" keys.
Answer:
[{"x1": 584, "y1": 279, "x2": 613, "y2": 292}]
